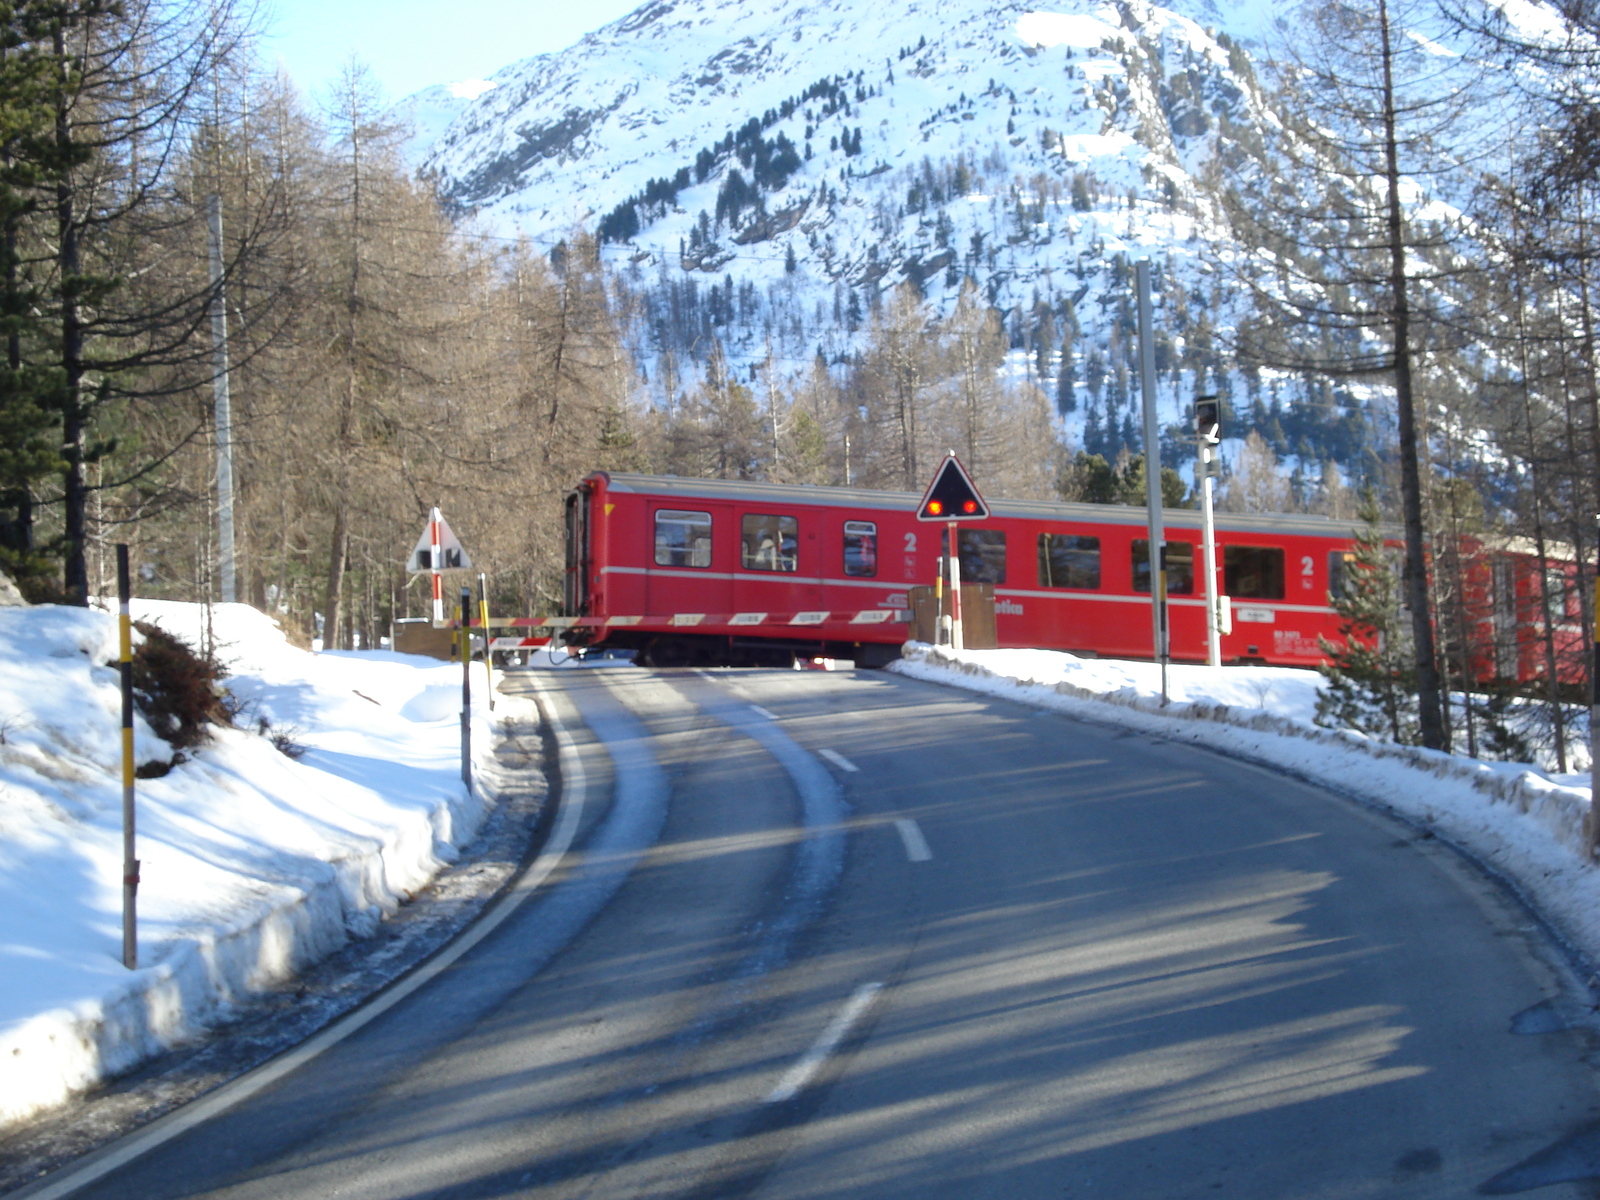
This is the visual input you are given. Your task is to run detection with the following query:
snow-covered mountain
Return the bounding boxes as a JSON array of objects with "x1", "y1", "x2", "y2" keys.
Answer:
[{"x1": 403, "y1": 0, "x2": 1358, "y2": 477}]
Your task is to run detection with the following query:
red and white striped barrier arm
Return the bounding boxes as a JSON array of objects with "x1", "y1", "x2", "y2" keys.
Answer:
[{"x1": 484, "y1": 609, "x2": 909, "y2": 649}]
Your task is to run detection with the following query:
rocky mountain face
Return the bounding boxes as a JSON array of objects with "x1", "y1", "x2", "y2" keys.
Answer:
[{"x1": 409, "y1": 0, "x2": 1377, "y2": 480}]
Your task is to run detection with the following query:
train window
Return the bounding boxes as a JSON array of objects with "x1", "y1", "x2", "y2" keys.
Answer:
[
  {"x1": 741, "y1": 513, "x2": 799, "y2": 572},
  {"x1": 843, "y1": 520, "x2": 877, "y2": 577},
  {"x1": 939, "y1": 527, "x2": 1006, "y2": 584},
  {"x1": 1037, "y1": 534, "x2": 1100, "y2": 589},
  {"x1": 1131, "y1": 540, "x2": 1195, "y2": 594},
  {"x1": 1329, "y1": 551, "x2": 1356, "y2": 600},
  {"x1": 1224, "y1": 545, "x2": 1285, "y2": 600},
  {"x1": 655, "y1": 510, "x2": 712, "y2": 567}
]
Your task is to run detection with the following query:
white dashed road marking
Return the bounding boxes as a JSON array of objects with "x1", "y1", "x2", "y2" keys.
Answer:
[
  {"x1": 894, "y1": 818, "x2": 932, "y2": 862},
  {"x1": 817, "y1": 748, "x2": 858, "y2": 773}
]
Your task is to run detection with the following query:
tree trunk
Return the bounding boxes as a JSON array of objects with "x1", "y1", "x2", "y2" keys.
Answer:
[
  {"x1": 323, "y1": 499, "x2": 348, "y2": 651},
  {"x1": 1378, "y1": 0, "x2": 1445, "y2": 748},
  {"x1": 55, "y1": 21, "x2": 89, "y2": 605}
]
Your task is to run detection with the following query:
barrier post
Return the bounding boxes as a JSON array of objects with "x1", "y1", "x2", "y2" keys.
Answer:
[
  {"x1": 948, "y1": 521, "x2": 964, "y2": 651},
  {"x1": 460, "y1": 587, "x2": 472, "y2": 792},
  {"x1": 117, "y1": 545, "x2": 138, "y2": 969}
]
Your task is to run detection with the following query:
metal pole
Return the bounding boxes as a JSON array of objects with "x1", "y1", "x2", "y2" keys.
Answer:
[
  {"x1": 948, "y1": 521, "x2": 964, "y2": 651},
  {"x1": 117, "y1": 545, "x2": 138, "y2": 969},
  {"x1": 1136, "y1": 260, "x2": 1167, "y2": 682},
  {"x1": 477, "y1": 572, "x2": 494, "y2": 713},
  {"x1": 205, "y1": 196, "x2": 235, "y2": 604},
  {"x1": 460, "y1": 586, "x2": 472, "y2": 792},
  {"x1": 430, "y1": 507, "x2": 443, "y2": 627},
  {"x1": 1201, "y1": 442, "x2": 1221, "y2": 667}
]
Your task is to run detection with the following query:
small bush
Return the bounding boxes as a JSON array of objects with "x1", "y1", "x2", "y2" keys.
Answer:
[
  {"x1": 129, "y1": 622, "x2": 233, "y2": 750},
  {"x1": 256, "y1": 714, "x2": 305, "y2": 760}
]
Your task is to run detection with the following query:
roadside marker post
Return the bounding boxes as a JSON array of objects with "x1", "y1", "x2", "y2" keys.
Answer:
[
  {"x1": 117, "y1": 545, "x2": 138, "y2": 969},
  {"x1": 916, "y1": 453, "x2": 989, "y2": 652},
  {"x1": 460, "y1": 587, "x2": 472, "y2": 794},
  {"x1": 477, "y1": 572, "x2": 494, "y2": 713},
  {"x1": 1590, "y1": 513, "x2": 1598, "y2": 858}
]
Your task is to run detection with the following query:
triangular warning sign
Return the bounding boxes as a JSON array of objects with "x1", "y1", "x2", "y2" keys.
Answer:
[
  {"x1": 916, "y1": 453, "x2": 989, "y2": 522},
  {"x1": 406, "y1": 507, "x2": 472, "y2": 572}
]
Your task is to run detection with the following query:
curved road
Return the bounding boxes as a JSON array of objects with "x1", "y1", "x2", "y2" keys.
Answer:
[{"x1": 20, "y1": 666, "x2": 1600, "y2": 1199}]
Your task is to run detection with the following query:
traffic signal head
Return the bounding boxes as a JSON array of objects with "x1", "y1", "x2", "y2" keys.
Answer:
[{"x1": 1194, "y1": 395, "x2": 1221, "y2": 444}]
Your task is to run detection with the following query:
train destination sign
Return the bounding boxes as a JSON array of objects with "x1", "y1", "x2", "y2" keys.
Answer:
[{"x1": 916, "y1": 453, "x2": 989, "y2": 522}]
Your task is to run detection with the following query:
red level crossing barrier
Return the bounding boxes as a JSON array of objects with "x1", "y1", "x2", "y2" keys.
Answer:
[{"x1": 472, "y1": 608, "x2": 909, "y2": 650}]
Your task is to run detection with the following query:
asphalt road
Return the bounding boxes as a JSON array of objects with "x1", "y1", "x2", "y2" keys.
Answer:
[{"x1": 21, "y1": 665, "x2": 1600, "y2": 1200}]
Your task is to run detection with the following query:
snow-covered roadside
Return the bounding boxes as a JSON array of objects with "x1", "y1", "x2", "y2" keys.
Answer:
[
  {"x1": 893, "y1": 644, "x2": 1600, "y2": 972},
  {"x1": 0, "y1": 600, "x2": 522, "y2": 1130}
]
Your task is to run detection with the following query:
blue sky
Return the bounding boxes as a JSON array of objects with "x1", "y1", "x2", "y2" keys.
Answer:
[{"x1": 258, "y1": 0, "x2": 643, "y2": 102}]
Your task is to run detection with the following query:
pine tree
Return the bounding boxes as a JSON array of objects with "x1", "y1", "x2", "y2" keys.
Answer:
[{"x1": 1315, "y1": 492, "x2": 1417, "y2": 743}]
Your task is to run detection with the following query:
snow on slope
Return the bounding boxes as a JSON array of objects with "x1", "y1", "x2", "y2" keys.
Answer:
[
  {"x1": 401, "y1": 0, "x2": 1559, "y2": 489},
  {"x1": 0, "y1": 601, "x2": 513, "y2": 1129},
  {"x1": 896, "y1": 644, "x2": 1600, "y2": 971},
  {"x1": 408, "y1": 0, "x2": 1300, "y2": 469}
]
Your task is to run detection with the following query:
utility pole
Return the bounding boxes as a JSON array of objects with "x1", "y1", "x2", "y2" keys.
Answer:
[
  {"x1": 206, "y1": 195, "x2": 236, "y2": 604},
  {"x1": 1136, "y1": 260, "x2": 1168, "y2": 702}
]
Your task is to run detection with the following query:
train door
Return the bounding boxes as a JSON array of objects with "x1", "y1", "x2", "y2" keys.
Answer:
[
  {"x1": 563, "y1": 487, "x2": 589, "y2": 616},
  {"x1": 646, "y1": 503, "x2": 733, "y2": 619}
]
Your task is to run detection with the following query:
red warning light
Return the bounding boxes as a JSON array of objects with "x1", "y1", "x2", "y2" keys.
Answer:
[{"x1": 915, "y1": 453, "x2": 989, "y2": 522}]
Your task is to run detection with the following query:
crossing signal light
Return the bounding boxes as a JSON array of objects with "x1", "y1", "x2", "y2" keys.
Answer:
[
  {"x1": 1195, "y1": 395, "x2": 1221, "y2": 444},
  {"x1": 917, "y1": 454, "x2": 989, "y2": 522}
]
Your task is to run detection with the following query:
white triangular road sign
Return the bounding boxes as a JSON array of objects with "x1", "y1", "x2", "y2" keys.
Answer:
[{"x1": 406, "y1": 507, "x2": 472, "y2": 572}]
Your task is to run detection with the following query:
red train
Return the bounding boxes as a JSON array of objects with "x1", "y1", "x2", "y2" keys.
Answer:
[{"x1": 557, "y1": 471, "x2": 1588, "y2": 679}]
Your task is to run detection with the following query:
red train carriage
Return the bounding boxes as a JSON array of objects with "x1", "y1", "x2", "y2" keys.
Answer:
[
  {"x1": 560, "y1": 472, "x2": 1378, "y2": 668},
  {"x1": 1451, "y1": 535, "x2": 1589, "y2": 691}
]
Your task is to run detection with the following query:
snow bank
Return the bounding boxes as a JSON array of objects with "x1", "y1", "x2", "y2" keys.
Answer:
[
  {"x1": 0, "y1": 601, "x2": 516, "y2": 1130},
  {"x1": 894, "y1": 644, "x2": 1600, "y2": 969}
]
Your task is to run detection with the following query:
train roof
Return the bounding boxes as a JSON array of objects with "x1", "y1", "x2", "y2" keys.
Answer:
[{"x1": 589, "y1": 472, "x2": 1378, "y2": 540}]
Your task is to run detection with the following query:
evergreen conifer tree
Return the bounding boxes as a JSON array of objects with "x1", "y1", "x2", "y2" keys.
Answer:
[{"x1": 1315, "y1": 491, "x2": 1418, "y2": 743}]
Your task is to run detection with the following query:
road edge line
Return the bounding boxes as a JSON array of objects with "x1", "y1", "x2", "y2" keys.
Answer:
[{"x1": 765, "y1": 982, "x2": 883, "y2": 1104}]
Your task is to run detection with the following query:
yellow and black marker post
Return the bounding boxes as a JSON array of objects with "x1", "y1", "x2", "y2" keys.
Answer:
[
  {"x1": 1591, "y1": 514, "x2": 1598, "y2": 858},
  {"x1": 478, "y1": 572, "x2": 494, "y2": 713},
  {"x1": 117, "y1": 545, "x2": 139, "y2": 969},
  {"x1": 460, "y1": 587, "x2": 473, "y2": 793}
]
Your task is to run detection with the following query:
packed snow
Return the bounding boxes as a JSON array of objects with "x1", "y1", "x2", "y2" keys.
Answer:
[
  {"x1": 0, "y1": 599, "x2": 518, "y2": 1130},
  {"x1": 894, "y1": 643, "x2": 1600, "y2": 974}
]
